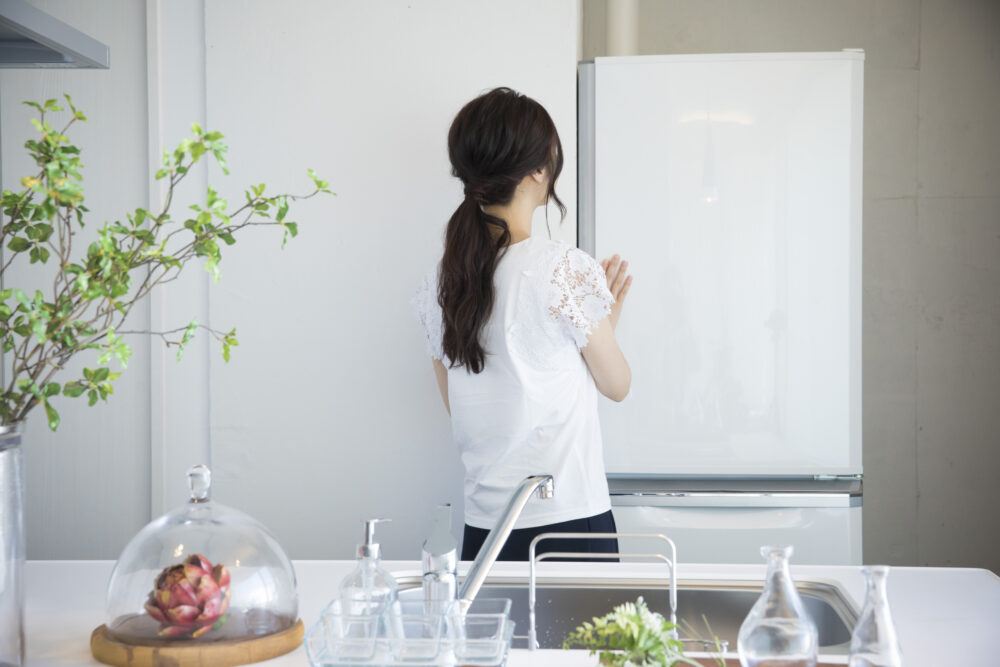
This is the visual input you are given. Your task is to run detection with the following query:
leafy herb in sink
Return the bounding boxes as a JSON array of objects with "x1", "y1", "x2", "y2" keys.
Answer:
[{"x1": 563, "y1": 596, "x2": 723, "y2": 667}]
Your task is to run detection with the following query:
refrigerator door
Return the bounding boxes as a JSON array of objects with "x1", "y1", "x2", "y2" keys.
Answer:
[{"x1": 579, "y1": 53, "x2": 863, "y2": 476}]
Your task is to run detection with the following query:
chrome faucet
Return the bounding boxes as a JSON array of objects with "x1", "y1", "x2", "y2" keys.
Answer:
[{"x1": 457, "y1": 474, "x2": 554, "y2": 611}]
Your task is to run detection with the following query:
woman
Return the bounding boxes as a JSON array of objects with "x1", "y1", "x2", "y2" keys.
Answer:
[{"x1": 414, "y1": 87, "x2": 632, "y2": 561}]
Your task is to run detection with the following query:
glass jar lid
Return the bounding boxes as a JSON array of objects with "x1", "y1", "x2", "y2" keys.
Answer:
[{"x1": 104, "y1": 465, "x2": 298, "y2": 643}]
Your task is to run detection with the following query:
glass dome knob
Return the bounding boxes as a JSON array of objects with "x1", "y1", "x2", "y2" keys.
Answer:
[{"x1": 187, "y1": 464, "x2": 211, "y2": 502}]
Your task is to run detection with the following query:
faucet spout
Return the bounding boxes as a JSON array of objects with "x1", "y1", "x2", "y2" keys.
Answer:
[{"x1": 457, "y1": 474, "x2": 553, "y2": 610}]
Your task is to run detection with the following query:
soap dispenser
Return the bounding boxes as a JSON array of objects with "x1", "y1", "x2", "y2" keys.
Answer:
[
  {"x1": 421, "y1": 504, "x2": 458, "y2": 616},
  {"x1": 340, "y1": 518, "x2": 398, "y2": 615}
]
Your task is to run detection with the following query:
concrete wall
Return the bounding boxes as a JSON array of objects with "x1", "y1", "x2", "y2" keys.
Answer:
[{"x1": 583, "y1": 0, "x2": 1000, "y2": 572}]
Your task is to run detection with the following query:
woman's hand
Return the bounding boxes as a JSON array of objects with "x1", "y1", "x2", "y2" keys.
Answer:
[{"x1": 600, "y1": 254, "x2": 633, "y2": 330}]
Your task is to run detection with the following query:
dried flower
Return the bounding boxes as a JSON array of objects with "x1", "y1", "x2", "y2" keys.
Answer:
[{"x1": 144, "y1": 554, "x2": 231, "y2": 638}]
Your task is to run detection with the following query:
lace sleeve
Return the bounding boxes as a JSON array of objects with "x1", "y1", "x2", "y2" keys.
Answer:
[
  {"x1": 548, "y1": 246, "x2": 614, "y2": 349},
  {"x1": 411, "y1": 269, "x2": 444, "y2": 361}
]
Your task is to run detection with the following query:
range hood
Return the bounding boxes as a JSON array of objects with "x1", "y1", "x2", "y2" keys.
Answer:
[{"x1": 0, "y1": 0, "x2": 108, "y2": 68}]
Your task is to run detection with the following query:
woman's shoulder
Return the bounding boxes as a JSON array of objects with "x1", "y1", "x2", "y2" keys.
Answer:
[
  {"x1": 529, "y1": 240, "x2": 605, "y2": 286},
  {"x1": 526, "y1": 237, "x2": 597, "y2": 272}
]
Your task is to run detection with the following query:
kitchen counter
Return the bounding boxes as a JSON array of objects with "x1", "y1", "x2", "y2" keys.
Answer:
[{"x1": 25, "y1": 559, "x2": 1000, "y2": 666}]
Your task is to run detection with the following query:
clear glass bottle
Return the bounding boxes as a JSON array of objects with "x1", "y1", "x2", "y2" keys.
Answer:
[
  {"x1": 738, "y1": 545, "x2": 818, "y2": 667},
  {"x1": 339, "y1": 518, "x2": 398, "y2": 616},
  {"x1": 848, "y1": 565, "x2": 903, "y2": 667}
]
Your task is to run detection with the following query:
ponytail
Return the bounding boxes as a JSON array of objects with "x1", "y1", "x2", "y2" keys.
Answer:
[{"x1": 439, "y1": 196, "x2": 510, "y2": 373}]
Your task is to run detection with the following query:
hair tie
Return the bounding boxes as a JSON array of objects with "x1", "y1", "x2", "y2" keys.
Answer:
[{"x1": 463, "y1": 186, "x2": 485, "y2": 204}]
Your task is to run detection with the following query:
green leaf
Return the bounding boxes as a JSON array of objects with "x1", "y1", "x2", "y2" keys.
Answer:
[
  {"x1": 63, "y1": 382, "x2": 86, "y2": 398},
  {"x1": 7, "y1": 237, "x2": 30, "y2": 252},
  {"x1": 204, "y1": 256, "x2": 220, "y2": 282},
  {"x1": 43, "y1": 382, "x2": 60, "y2": 397},
  {"x1": 44, "y1": 400, "x2": 59, "y2": 431},
  {"x1": 176, "y1": 319, "x2": 198, "y2": 362},
  {"x1": 115, "y1": 342, "x2": 133, "y2": 368},
  {"x1": 284, "y1": 222, "x2": 298, "y2": 238},
  {"x1": 87, "y1": 389, "x2": 98, "y2": 407},
  {"x1": 33, "y1": 223, "x2": 54, "y2": 241},
  {"x1": 222, "y1": 330, "x2": 238, "y2": 362}
]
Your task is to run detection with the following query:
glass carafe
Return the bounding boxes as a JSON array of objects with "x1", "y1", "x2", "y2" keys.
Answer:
[
  {"x1": 738, "y1": 545, "x2": 818, "y2": 667},
  {"x1": 848, "y1": 565, "x2": 903, "y2": 667}
]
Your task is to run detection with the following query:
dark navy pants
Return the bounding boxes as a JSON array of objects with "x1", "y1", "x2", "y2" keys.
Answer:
[{"x1": 461, "y1": 509, "x2": 619, "y2": 562}]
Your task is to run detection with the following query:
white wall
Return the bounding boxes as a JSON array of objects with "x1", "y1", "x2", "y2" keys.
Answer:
[
  {"x1": 201, "y1": 0, "x2": 579, "y2": 560},
  {"x1": 1, "y1": 0, "x2": 579, "y2": 560},
  {"x1": 0, "y1": 0, "x2": 152, "y2": 559}
]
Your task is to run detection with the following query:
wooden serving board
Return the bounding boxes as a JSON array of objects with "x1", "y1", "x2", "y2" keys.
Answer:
[{"x1": 90, "y1": 619, "x2": 303, "y2": 667}]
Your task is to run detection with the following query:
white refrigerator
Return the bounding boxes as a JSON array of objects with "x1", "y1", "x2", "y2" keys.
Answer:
[{"x1": 578, "y1": 52, "x2": 864, "y2": 564}]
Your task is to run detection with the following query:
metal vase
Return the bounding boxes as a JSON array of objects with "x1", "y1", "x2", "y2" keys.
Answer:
[{"x1": 0, "y1": 424, "x2": 24, "y2": 666}]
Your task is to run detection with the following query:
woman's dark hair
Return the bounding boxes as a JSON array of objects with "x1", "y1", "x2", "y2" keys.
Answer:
[{"x1": 439, "y1": 87, "x2": 566, "y2": 373}]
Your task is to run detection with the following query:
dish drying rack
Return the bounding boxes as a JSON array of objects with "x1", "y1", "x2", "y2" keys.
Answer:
[
  {"x1": 304, "y1": 597, "x2": 515, "y2": 667},
  {"x1": 524, "y1": 532, "x2": 724, "y2": 653}
]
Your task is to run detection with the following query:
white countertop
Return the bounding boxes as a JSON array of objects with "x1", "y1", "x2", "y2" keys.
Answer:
[{"x1": 25, "y1": 560, "x2": 1000, "y2": 666}]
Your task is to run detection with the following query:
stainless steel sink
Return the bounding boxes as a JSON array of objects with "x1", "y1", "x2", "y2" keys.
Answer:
[{"x1": 398, "y1": 576, "x2": 857, "y2": 653}]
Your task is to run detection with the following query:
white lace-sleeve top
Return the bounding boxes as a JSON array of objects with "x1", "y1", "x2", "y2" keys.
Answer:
[{"x1": 412, "y1": 236, "x2": 615, "y2": 529}]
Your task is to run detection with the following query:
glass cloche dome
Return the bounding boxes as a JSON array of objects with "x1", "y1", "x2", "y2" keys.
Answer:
[{"x1": 104, "y1": 465, "x2": 298, "y2": 643}]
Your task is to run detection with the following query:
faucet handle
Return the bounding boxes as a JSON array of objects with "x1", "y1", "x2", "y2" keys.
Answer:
[{"x1": 422, "y1": 504, "x2": 457, "y2": 574}]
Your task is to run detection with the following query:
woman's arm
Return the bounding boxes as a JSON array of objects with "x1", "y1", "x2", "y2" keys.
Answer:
[
  {"x1": 581, "y1": 254, "x2": 633, "y2": 402},
  {"x1": 582, "y1": 317, "x2": 631, "y2": 401},
  {"x1": 432, "y1": 358, "x2": 451, "y2": 415}
]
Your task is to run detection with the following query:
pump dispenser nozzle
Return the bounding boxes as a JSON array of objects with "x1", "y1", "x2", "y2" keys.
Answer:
[{"x1": 359, "y1": 517, "x2": 389, "y2": 559}]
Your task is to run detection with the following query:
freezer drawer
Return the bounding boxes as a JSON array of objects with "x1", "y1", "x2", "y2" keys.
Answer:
[{"x1": 611, "y1": 504, "x2": 862, "y2": 565}]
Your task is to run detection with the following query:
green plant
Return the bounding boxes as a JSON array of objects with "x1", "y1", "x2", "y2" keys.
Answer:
[
  {"x1": 563, "y1": 597, "x2": 713, "y2": 667},
  {"x1": 0, "y1": 96, "x2": 333, "y2": 429}
]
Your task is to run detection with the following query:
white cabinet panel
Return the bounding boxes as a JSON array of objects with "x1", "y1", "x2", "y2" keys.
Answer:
[{"x1": 612, "y1": 504, "x2": 862, "y2": 565}]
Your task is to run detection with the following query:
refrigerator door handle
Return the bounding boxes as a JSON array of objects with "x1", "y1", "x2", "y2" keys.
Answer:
[{"x1": 610, "y1": 491, "x2": 862, "y2": 509}]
